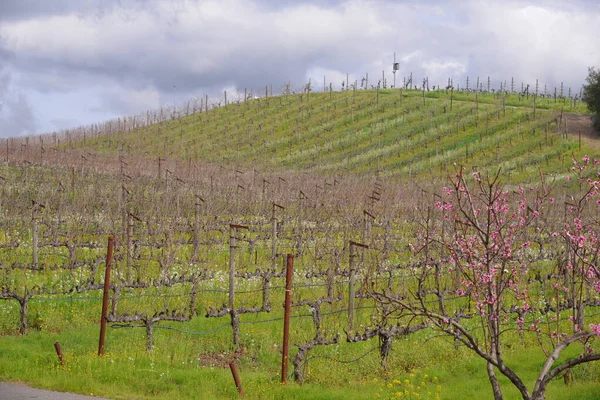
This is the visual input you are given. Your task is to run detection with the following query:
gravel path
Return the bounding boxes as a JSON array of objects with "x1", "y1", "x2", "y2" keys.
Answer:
[{"x1": 0, "y1": 383, "x2": 109, "y2": 400}]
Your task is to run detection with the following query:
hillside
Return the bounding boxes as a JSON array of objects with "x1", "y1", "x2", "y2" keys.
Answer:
[{"x1": 39, "y1": 88, "x2": 599, "y2": 182}]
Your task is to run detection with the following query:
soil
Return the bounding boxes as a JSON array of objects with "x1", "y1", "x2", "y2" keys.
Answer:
[
  {"x1": 196, "y1": 346, "x2": 246, "y2": 368},
  {"x1": 564, "y1": 113, "x2": 599, "y2": 141}
]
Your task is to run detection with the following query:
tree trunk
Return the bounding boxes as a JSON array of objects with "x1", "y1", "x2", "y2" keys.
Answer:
[
  {"x1": 531, "y1": 385, "x2": 546, "y2": 400},
  {"x1": 146, "y1": 321, "x2": 154, "y2": 353},
  {"x1": 18, "y1": 296, "x2": 29, "y2": 335},
  {"x1": 487, "y1": 362, "x2": 504, "y2": 400}
]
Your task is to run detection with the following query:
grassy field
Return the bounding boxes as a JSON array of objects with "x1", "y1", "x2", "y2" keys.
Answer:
[{"x1": 1, "y1": 299, "x2": 599, "y2": 400}]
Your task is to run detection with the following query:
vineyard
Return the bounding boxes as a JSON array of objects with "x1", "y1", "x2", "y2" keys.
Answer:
[
  {"x1": 1, "y1": 85, "x2": 600, "y2": 400},
  {"x1": 15, "y1": 85, "x2": 593, "y2": 182}
]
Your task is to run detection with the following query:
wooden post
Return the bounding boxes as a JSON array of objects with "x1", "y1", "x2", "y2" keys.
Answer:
[
  {"x1": 296, "y1": 191, "x2": 305, "y2": 256},
  {"x1": 126, "y1": 213, "x2": 137, "y2": 283},
  {"x1": 271, "y1": 203, "x2": 284, "y2": 259},
  {"x1": 229, "y1": 224, "x2": 248, "y2": 347},
  {"x1": 193, "y1": 195, "x2": 204, "y2": 260},
  {"x1": 348, "y1": 241, "x2": 368, "y2": 333},
  {"x1": 281, "y1": 254, "x2": 294, "y2": 384},
  {"x1": 362, "y1": 210, "x2": 374, "y2": 264},
  {"x1": 55, "y1": 183, "x2": 63, "y2": 243},
  {"x1": 71, "y1": 166, "x2": 75, "y2": 200},
  {"x1": 98, "y1": 235, "x2": 114, "y2": 356},
  {"x1": 32, "y1": 201, "x2": 40, "y2": 268}
]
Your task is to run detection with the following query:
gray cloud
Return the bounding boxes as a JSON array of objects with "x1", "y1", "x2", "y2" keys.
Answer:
[
  {"x1": 0, "y1": 69, "x2": 37, "y2": 137},
  {"x1": 0, "y1": 0, "x2": 599, "y2": 137}
]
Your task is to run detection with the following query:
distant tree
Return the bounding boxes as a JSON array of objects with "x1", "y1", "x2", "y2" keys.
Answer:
[{"x1": 582, "y1": 67, "x2": 600, "y2": 130}]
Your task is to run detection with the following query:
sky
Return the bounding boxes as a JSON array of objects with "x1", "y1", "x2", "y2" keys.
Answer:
[{"x1": 0, "y1": 0, "x2": 599, "y2": 138}]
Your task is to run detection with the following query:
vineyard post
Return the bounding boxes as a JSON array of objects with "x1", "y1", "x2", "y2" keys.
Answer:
[
  {"x1": 193, "y1": 195, "x2": 204, "y2": 259},
  {"x1": 98, "y1": 235, "x2": 114, "y2": 356},
  {"x1": 230, "y1": 224, "x2": 248, "y2": 347},
  {"x1": 297, "y1": 191, "x2": 306, "y2": 255},
  {"x1": 229, "y1": 361, "x2": 245, "y2": 397},
  {"x1": 120, "y1": 184, "x2": 128, "y2": 244},
  {"x1": 281, "y1": 254, "x2": 294, "y2": 384},
  {"x1": 0, "y1": 176, "x2": 4, "y2": 218},
  {"x1": 126, "y1": 213, "x2": 133, "y2": 282},
  {"x1": 53, "y1": 183, "x2": 62, "y2": 243},
  {"x1": 262, "y1": 179, "x2": 269, "y2": 201},
  {"x1": 272, "y1": 203, "x2": 284, "y2": 259},
  {"x1": 31, "y1": 201, "x2": 41, "y2": 268},
  {"x1": 362, "y1": 210, "x2": 374, "y2": 264},
  {"x1": 71, "y1": 166, "x2": 75, "y2": 201},
  {"x1": 54, "y1": 342, "x2": 64, "y2": 365},
  {"x1": 348, "y1": 241, "x2": 368, "y2": 332}
]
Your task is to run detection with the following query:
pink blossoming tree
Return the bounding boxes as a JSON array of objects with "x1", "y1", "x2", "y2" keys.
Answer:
[{"x1": 371, "y1": 164, "x2": 600, "y2": 400}]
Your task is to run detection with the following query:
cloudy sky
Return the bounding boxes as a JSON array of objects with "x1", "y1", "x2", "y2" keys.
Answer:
[{"x1": 1, "y1": 0, "x2": 599, "y2": 138}]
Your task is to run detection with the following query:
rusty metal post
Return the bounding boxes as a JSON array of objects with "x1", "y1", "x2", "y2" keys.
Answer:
[
  {"x1": 54, "y1": 342, "x2": 64, "y2": 365},
  {"x1": 229, "y1": 361, "x2": 245, "y2": 397},
  {"x1": 281, "y1": 254, "x2": 294, "y2": 384},
  {"x1": 98, "y1": 235, "x2": 114, "y2": 356}
]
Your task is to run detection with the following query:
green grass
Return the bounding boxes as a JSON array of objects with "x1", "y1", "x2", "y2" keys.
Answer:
[
  {"x1": 1, "y1": 318, "x2": 599, "y2": 399},
  {"x1": 63, "y1": 89, "x2": 596, "y2": 183}
]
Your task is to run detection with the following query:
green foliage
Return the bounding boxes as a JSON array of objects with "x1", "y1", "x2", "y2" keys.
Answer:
[{"x1": 583, "y1": 67, "x2": 600, "y2": 131}]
